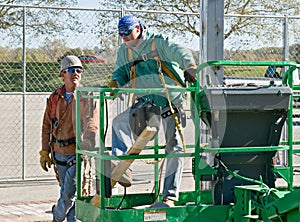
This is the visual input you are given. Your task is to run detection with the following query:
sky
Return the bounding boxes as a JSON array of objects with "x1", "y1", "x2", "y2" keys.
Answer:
[{"x1": 77, "y1": 0, "x2": 99, "y2": 8}]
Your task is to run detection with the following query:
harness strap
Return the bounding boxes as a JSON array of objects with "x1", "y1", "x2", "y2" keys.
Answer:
[
  {"x1": 156, "y1": 59, "x2": 187, "y2": 153},
  {"x1": 127, "y1": 48, "x2": 137, "y2": 106},
  {"x1": 128, "y1": 48, "x2": 136, "y2": 89},
  {"x1": 128, "y1": 50, "x2": 158, "y2": 67},
  {"x1": 55, "y1": 159, "x2": 76, "y2": 168},
  {"x1": 50, "y1": 87, "x2": 63, "y2": 120},
  {"x1": 127, "y1": 37, "x2": 184, "y2": 88},
  {"x1": 160, "y1": 61, "x2": 184, "y2": 87},
  {"x1": 52, "y1": 137, "x2": 76, "y2": 147},
  {"x1": 161, "y1": 106, "x2": 179, "y2": 119},
  {"x1": 151, "y1": 37, "x2": 183, "y2": 86}
]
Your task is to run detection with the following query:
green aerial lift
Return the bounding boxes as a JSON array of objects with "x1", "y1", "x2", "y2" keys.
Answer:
[{"x1": 75, "y1": 60, "x2": 300, "y2": 222}]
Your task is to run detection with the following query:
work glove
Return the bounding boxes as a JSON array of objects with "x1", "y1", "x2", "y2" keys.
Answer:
[
  {"x1": 81, "y1": 139, "x2": 96, "y2": 151},
  {"x1": 107, "y1": 80, "x2": 125, "y2": 100},
  {"x1": 107, "y1": 80, "x2": 118, "y2": 97},
  {"x1": 107, "y1": 80, "x2": 118, "y2": 88},
  {"x1": 39, "y1": 150, "x2": 51, "y2": 172},
  {"x1": 184, "y1": 67, "x2": 197, "y2": 83}
]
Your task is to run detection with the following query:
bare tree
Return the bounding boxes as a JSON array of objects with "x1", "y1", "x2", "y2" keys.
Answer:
[
  {"x1": 99, "y1": 0, "x2": 300, "y2": 40},
  {"x1": 0, "y1": 0, "x2": 78, "y2": 37},
  {"x1": 2, "y1": 0, "x2": 300, "y2": 41}
]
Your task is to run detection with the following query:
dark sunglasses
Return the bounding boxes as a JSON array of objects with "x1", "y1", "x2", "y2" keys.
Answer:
[
  {"x1": 119, "y1": 29, "x2": 133, "y2": 37},
  {"x1": 67, "y1": 67, "x2": 83, "y2": 74}
]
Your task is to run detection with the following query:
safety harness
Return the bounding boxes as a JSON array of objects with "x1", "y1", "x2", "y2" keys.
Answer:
[
  {"x1": 127, "y1": 37, "x2": 185, "y2": 89},
  {"x1": 127, "y1": 36, "x2": 187, "y2": 155},
  {"x1": 49, "y1": 87, "x2": 76, "y2": 169},
  {"x1": 50, "y1": 88, "x2": 62, "y2": 127}
]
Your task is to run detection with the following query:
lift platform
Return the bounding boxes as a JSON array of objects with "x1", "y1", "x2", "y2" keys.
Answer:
[{"x1": 75, "y1": 61, "x2": 300, "y2": 222}]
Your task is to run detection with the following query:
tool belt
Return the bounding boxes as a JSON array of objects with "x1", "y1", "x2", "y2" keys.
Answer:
[
  {"x1": 55, "y1": 158, "x2": 76, "y2": 168},
  {"x1": 52, "y1": 137, "x2": 76, "y2": 147},
  {"x1": 129, "y1": 99, "x2": 162, "y2": 140}
]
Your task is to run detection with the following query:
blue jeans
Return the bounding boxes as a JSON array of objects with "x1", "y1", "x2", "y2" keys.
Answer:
[
  {"x1": 111, "y1": 108, "x2": 132, "y2": 156},
  {"x1": 161, "y1": 106, "x2": 184, "y2": 201},
  {"x1": 53, "y1": 152, "x2": 80, "y2": 222},
  {"x1": 112, "y1": 105, "x2": 183, "y2": 201}
]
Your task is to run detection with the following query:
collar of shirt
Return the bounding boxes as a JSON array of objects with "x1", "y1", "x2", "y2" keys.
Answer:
[{"x1": 64, "y1": 91, "x2": 73, "y2": 106}]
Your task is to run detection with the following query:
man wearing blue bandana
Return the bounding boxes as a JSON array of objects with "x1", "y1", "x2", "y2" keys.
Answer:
[{"x1": 110, "y1": 14, "x2": 197, "y2": 207}]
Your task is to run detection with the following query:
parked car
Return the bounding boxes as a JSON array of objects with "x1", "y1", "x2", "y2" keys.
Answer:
[{"x1": 78, "y1": 54, "x2": 107, "y2": 63}]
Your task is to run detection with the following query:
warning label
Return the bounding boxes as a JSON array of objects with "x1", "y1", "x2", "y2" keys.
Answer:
[{"x1": 144, "y1": 211, "x2": 166, "y2": 221}]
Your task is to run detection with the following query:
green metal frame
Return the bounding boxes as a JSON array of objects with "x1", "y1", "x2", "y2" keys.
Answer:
[{"x1": 75, "y1": 60, "x2": 300, "y2": 222}]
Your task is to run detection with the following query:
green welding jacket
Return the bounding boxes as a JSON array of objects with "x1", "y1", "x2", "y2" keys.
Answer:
[{"x1": 112, "y1": 30, "x2": 196, "y2": 107}]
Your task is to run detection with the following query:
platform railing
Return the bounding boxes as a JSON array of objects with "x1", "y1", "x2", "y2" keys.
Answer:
[{"x1": 74, "y1": 60, "x2": 299, "y2": 221}]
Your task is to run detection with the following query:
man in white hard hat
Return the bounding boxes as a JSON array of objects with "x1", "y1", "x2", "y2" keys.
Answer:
[{"x1": 40, "y1": 55, "x2": 98, "y2": 222}]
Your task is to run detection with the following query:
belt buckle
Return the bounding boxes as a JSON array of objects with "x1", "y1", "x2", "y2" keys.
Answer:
[{"x1": 142, "y1": 54, "x2": 148, "y2": 61}]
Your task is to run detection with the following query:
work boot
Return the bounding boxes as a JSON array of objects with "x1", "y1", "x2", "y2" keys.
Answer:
[
  {"x1": 111, "y1": 160, "x2": 132, "y2": 187},
  {"x1": 162, "y1": 198, "x2": 175, "y2": 207},
  {"x1": 150, "y1": 198, "x2": 175, "y2": 208}
]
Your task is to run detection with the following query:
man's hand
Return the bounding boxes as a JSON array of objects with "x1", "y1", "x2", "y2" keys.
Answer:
[
  {"x1": 184, "y1": 67, "x2": 197, "y2": 83},
  {"x1": 107, "y1": 80, "x2": 118, "y2": 88},
  {"x1": 39, "y1": 150, "x2": 51, "y2": 172},
  {"x1": 81, "y1": 140, "x2": 93, "y2": 151},
  {"x1": 107, "y1": 80, "x2": 118, "y2": 97},
  {"x1": 81, "y1": 139, "x2": 98, "y2": 151}
]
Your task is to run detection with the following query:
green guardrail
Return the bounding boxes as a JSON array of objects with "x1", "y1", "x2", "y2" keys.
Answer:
[{"x1": 75, "y1": 60, "x2": 300, "y2": 222}]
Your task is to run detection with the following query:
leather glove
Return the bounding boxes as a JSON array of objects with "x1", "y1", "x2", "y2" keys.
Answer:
[
  {"x1": 81, "y1": 140, "x2": 94, "y2": 151},
  {"x1": 184, "y1": 67, "x2": 197, "y2": 83},
  {"x1": 107, "y1": 80, "x2": 118, "y2": 97},
  {"x1": 39, "y1": 150, "x2": 51, "y2": 172},
  {"x1": 107, "y1": 80, "x2": 118, "y2": 88}
]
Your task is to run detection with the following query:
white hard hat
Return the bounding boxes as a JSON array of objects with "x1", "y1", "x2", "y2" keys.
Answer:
[{"x1": 60, "y1": 55, "x2": 82, "y2": 73}]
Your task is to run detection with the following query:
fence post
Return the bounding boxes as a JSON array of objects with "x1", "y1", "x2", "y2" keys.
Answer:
[
  {"x1": 22, "y1": 6, "x2": 27, "y2": 180},
  {"x1": 283, "y1": 15, "x2": 289, "y2": 61}
]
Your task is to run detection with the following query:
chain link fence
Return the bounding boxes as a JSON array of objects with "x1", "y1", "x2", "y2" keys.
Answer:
[{"x1": 0, "y1": 4, "x2": 299, "y2": 181}]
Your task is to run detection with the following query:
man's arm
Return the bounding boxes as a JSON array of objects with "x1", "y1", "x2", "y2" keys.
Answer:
[
  {"x1": 41, "y1": 94, "x2": 53, "y2": 152},
  {"x1": 155, "y1": 35, "x2": 197, "y2": 83},
  {"x1": 111, "y1": 46, "x2": 132, "y2": 87},
  {"x1": 156, "y1": 35, "x2": 197, "y2": 70},
  {"x1": 40, "y1": 93, "x2": 53, "y2": 172}
]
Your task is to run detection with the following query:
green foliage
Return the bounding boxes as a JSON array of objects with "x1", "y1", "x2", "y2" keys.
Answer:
[
  {"x1": 0, "y1": 62, "x2": 23, "y2": 91},
  {"x1": 0, "y1": 62, "x2": 114, "y2": 92},
  {"x1": 224, "y1": 66, "x2": 268, "y2": 77}
]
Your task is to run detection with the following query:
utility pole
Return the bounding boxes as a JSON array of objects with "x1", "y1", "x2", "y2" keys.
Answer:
[
  {"x1": 199, "y1": 0, "x2": 225, "y2": 190},
  {"x1": 200, "y1": 0, "x2": 224, "y2": 85}
]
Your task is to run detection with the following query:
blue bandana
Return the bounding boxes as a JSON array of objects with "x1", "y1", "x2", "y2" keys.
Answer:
[{"x1": 118, "y1": 15, "x2": 140, "y2": 32}]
